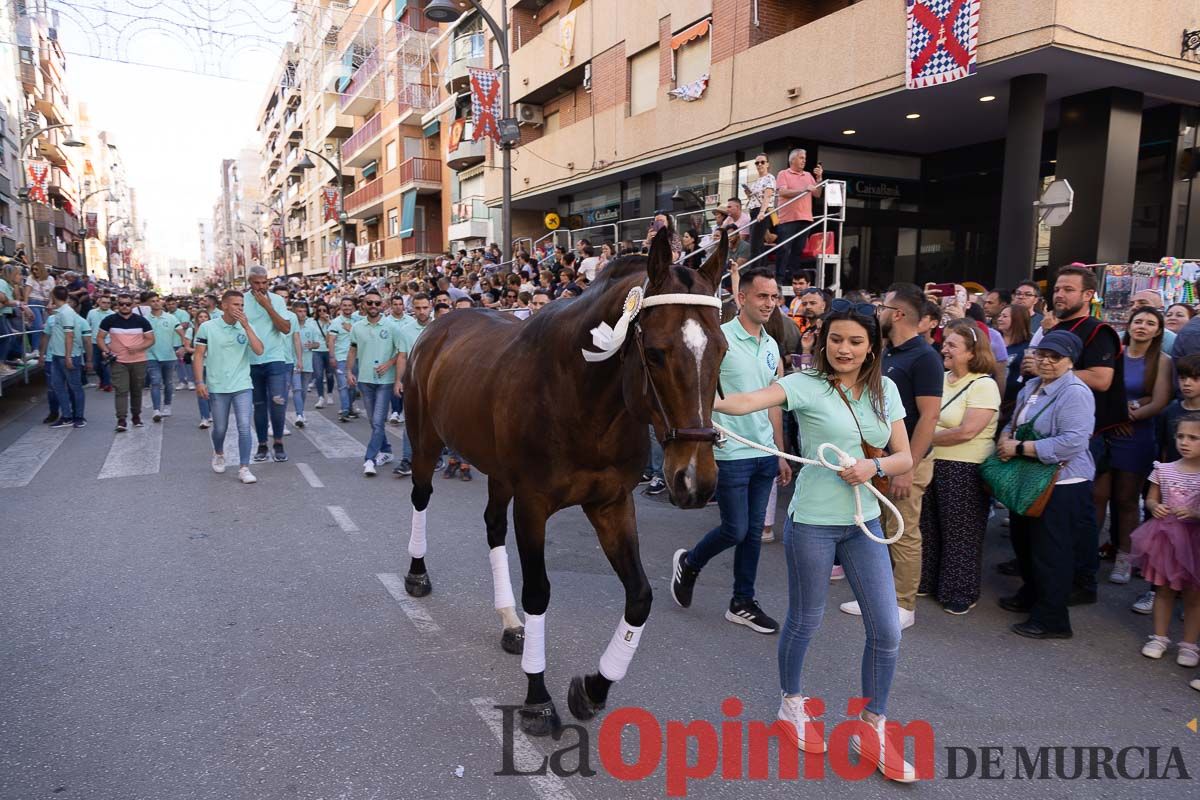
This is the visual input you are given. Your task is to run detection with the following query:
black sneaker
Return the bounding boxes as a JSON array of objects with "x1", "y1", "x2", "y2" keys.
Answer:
[
  {"x1": 393, "y1": 459, "x2": 413, "y2": 477},
  {"x1": 253, "y1": 444, "x2": 270, "y2": 463},
  {"x1": 638, "y1": 470, "x2": 653, "y2": 485},
  {"x1": 996, "y1": 558, "x2": 1020, "y2": 577},
  {"x1": 942, "y1": 600, "x2": 977, "y2": 615},
  {"x1": 347, "y1": 410, "x2": 360, "y2": 419},
  {"x1": 646, "y1": 476, "x2": 667, "y2": 496},
  {"x1": 72, "y1": 419, "x2": 87, "y2": 429},
  {"x1": 132, "y1": 416, "x2": 145, "y2": 428},
  {"x1": 115, "y1": 418, "x2": 128, "y2": 432},
  {"x1": 49, "y1": 418, "x2": 73, "y2": 429},
  {"x1": 42, "y1": 413, "x2": 59, "y2": 425},
  {"x1": 725, "y1": 597, "x2": 779, "y2": 634},
  {"x1": 272, "y1": 443, "x2": 288, "y2": 462},
  {"x1": 670, "y1": 549, "x2": 698, "y2": 608},
  {"x1": 338, "y1": 411, "x2": 350, "y2": 423}
]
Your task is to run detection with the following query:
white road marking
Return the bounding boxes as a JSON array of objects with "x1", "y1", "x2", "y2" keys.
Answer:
[
  {"x1": 98, "y1": 423, "x2": 163, "y2": 480},
  {"x1": 0, "y1": 425, "x2": 71, "y2": 488},
  {"x1": 287, "y1": 411, "x2": 363, "y2": 459},
  {"x1": 469, "y1": 697, "x2": 578, "y2": 800},
  {"x1": 326, "y1": 505, "x2": 359, "y2": 533},
  {"x1": 296, "y1": 462, "x2": 324, "y2": 488},
  {"x1": 376, "y1": 573, "x2": 441, "y2": 634},
  {"x1": 682, "y1": 318, "x2": 707, "y2": 418}
]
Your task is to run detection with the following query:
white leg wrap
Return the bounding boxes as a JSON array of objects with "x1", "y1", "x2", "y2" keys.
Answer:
[
  {"x1": 521, "y1": 613, "x2": 546, "y2": 674},
  {"x1": 489, "y1": 546, "x2": 517, "y2": 611},
  {"x1": 598, "y1": 617, "x2": 644, "y2": 682},
  {"x1": 408, "y1": 508, "x2": 427, "y2": 558}
]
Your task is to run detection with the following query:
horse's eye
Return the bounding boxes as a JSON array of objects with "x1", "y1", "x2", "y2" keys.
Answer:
[{"x1": 644, "y1": 347, "x2": 666, "y2": 367}]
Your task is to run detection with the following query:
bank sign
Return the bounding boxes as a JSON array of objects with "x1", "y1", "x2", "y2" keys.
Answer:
[{"x1": 845, "y1": 176, "x2": 921, "y2": 203}]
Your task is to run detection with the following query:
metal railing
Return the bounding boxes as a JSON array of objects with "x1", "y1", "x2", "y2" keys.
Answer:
[
  {"x1": 450, "y1": 32, "x2": 486, "y2": 63},
  {"x1": 0, "y1": 328, "x2": 47, "y2": 397},
  {"x1": 341, "y1": 111, "x2": 383, "y2": 161}
]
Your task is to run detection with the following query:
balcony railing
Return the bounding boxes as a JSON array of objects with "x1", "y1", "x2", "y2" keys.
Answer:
[
  {"x1": 398, "y1": 157, "x2": 440, "y2": 185},
  {"x1": 341, "y1": 111, "x2": 382, "y2": 161},
  {"x1": 404, "y1": 228, "x2": 443, "y2": 255},
  {"x1": 397, "y1": 83, "x2": 436, "y2": 116},
  {"x1": 344, "y1": 175, "x2": 384, "y2": 213},
  {"x1": 450, "y1": 32, "x2": 486, "y2": 63},
  {"x1": 338, "y1": 48, "x2": 381, "y2": 110},
  {"x1": 451, "y1": 196, "x2": 489, "y2": 224}
]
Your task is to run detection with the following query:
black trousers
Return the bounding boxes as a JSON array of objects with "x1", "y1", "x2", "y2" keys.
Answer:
[
  {"x1": 748, "y1": 206, "x2": 772, "y2": 260},
  {"x1": 1011, "y1": 481, "x2": 1097, "y2": 633}
]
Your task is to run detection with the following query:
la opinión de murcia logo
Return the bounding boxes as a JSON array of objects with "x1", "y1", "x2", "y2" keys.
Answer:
[{"x1": 492, "y1": 698, "x2": 1192, "y2": 796}]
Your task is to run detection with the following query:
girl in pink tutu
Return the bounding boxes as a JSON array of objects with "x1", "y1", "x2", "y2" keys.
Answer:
[{"x1": 1133, "y1": 412, "x2": 1200, "y2": 680}]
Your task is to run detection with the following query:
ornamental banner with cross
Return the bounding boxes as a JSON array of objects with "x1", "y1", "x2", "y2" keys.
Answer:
[
  {"x1": 322, "y1": 186, "x2": 340, "y2": 222},
  {"x1": 271, "y1": 222, "x2": 283, "y2": 250},
  {"x1": 26, "y1": 160, "x2": 50, "y2": 204},
  {"x1": 468, "y1": 67, "x2": 502, "y2": 143},
  {"x1": 85, "y1": 213, "x2": 98, "y2": 239},
  {"x1": 905, "y1": 0, "x2": 980, "y2": 89}
]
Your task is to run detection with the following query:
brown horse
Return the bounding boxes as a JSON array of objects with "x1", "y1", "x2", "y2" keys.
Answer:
[{"x1": 399, "y1": 229, "x2": 729, "y2": 733}]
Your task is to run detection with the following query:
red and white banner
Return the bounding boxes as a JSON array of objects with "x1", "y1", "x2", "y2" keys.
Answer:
[
  {"x1": 26, "y1": 160, "x2": 49, "y2": 204},
  {"x1": 85, "y1": 212, "x2": 98, "y2": 238},
  {"x1": 468, "y1": 67, "x2": 502, "y2": 143},
  {"x1": 905, "y1": 0, "x2": 980, "y2": 89},
  {"x1": 271, "y1": 222, "x2": 283, "y2": 250},
  {"x1": 322, "y1": 187, "x2": 340, "y2": 222}
]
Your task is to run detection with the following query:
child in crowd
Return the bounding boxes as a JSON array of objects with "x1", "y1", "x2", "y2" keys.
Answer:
[{"x1": 1132, "y1": 411, "x2": 1200, "y2": 691}]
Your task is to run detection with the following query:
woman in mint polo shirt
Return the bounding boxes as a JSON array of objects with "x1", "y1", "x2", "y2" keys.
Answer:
[{"x1": 714, "y1": 299, "x2": 918, "y2": 783}]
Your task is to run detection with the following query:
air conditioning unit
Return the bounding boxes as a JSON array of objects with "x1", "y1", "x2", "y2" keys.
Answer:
[
  {"x1": 583, "y1": 63, "x2": 592, "y2": 92},
  {"x1": 516, "y1": 103, "x2": 544, "y2": 127}
]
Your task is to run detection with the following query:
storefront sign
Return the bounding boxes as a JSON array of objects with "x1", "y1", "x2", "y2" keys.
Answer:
[
  {"x1": 588, "y1": 206, "x2": 620, "y2": 225},
  {"x1": 853, "y1": 179, "x2": 904, "y2": 199}
]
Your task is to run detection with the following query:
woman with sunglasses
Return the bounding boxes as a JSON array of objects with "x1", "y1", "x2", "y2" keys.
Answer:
[
  {"x1": 714, "y1": 298, "x2": 917, "y2": 782},
  {"x1": 744, "y1": 154, "x2": 776, "y2": 259}
]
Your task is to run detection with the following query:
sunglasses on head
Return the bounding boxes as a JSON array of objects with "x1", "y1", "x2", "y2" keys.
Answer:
[
  {"x1": 800, "y1": 287, "x2": 823, "y2": 296},
  {"x1": 829, "y1": 297, "x2": 878, "y2": 318}
]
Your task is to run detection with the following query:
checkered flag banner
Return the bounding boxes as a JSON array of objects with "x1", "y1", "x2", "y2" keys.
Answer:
[
  {"x1": 469, "y1": 67, "x2": 502, "y2": 143},
  {"x1": 906, "y1": 0, "x2": 980, "y2": 89}
]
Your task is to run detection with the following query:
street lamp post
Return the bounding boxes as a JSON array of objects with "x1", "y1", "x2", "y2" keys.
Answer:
[
  {"x1": 297, "y1": 144, "x2": 349, "y2": 279},
  {"x1": 17, "y1": 122, "x2": 85, "y2": 271},
  {"x1": 425, "y1": 0, "x2": 516, "y2": 259}
]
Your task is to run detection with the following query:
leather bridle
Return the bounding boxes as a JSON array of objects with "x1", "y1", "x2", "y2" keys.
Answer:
[{"x1": 631, "y1": 304, "x2": 722, "y2": 445}]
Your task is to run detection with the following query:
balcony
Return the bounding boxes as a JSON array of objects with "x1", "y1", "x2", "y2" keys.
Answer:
[
  {"x1": 342, "y1": 111, "x2": 383, "y2": 168},
  {"x1": 47, "y1": 167, "x2": 75, "y2": 203},
  {"x1": 398, "y1": 157, "x2": 441, "y2": 194},
  {"x1": 445, "y1": 32, "x2": 486, "y2": 94},
  {"x1": 285, "y1": 109, "x2": 302, "y2": 140},
  {"x1": 401, "y1": 228, "x2": 444, "y2": 259},
  {"x1": 34, "y1": 80, "x2": 68, "y2": 124},
  {"x1": 338, "y1": 48, "x2": 382, "y2": 116},
  {"x1": 448, "y1": 195, "x2": 491, "y2": 241},
  {"x1": 19, "y1": 62, "x2": 41, "y2": 93},
  {"x1": 344, "y1": 175, "x2": 384, "y2": 218},
  {"x1": 396, "y1": 83, "x2": 437, "y2": 125},
  {"x1": 352, "y1": 237, "x2": 394, "y2": 268},
  {"x1": 321, "y1": 107, "x2": 355, "y2": 139},
  {"x1": 447, "y1": 124, "x2": 488, "y2": 172}
]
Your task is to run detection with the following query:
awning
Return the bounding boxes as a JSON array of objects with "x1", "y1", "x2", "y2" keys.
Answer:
[
  {"x1": 399, "y1": 189, "x2": 417, "y2": 239},
  {"x1": 422, "y1": 120, "x2": 440, "y2": 138},
  {"x1": 671, "y1": 18, "x2": 711, "y2": 50}
]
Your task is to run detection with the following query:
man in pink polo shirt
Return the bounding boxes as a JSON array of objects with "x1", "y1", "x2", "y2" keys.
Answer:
[{"x1": 774, "y1": 148, "x2": 823, "y2": 283}]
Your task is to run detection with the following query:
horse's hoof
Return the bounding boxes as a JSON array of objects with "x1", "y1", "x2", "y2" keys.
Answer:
[
  {"x1": 567, "y1": 676, "x2": 605, "y2": 721},
  {"x1": 500, "y1": 626, "x2": 525, "y2": 654},
  {"x1": 519, "y1": 700, "x2": 561, "y2": 737},
  {"x1": 404, "y1": 572, "x2": 432, "y2": 597}
]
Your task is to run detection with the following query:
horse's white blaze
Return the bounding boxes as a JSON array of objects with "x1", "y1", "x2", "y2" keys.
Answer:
[{"x1": 682, "y1": 318, "x2": 707, "y2": 419}]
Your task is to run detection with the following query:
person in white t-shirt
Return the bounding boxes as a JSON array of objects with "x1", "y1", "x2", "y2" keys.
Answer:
[{"x1": 578, "y1": 243, "x2": 600, "y2": 283}]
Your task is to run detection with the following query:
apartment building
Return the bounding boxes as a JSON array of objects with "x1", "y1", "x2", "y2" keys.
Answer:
[
  {"x1": 463, "y1": 0, "x2": 1200, "y2": 290},
  {"x1": 0, "y1": 1, "x2": 24, "y2": 257},
  {"x1": 211, "y1": 152, "x2": 262, "y2": 284}
]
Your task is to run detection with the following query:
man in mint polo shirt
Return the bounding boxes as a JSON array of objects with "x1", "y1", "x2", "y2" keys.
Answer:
[
  {"x1": 326, "y1": 296, "x2": 361, "y2": 422},
  {"x1": 166, "y1": 296, "x2": 193, "y2": 389},
  {"x1": 244, "y1": 265, "x2": 293, "y2": 463},
  {"x1": 144, "y1": 292, "x2": 187, "y2": 422},
  {"x1": 38, "y1": 286, "x2": 88, "y2": 428},
  {"x1": 393, "y1": 292, "x2": 434, "y2": 477},
  {"x1": 671, "y1": 266, "x2": 792, "y2": 635},
  {"x1": 194, "y1": 290, "x2": 264, "y2": 485},
  {"x1": 347, "y1": 289, "x2": 405, "y2": 477}
]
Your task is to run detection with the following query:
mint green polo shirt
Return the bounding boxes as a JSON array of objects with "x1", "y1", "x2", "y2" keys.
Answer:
[
  {"x1": 243, "y1": 291, "x2": 291, "y2": 365},
  {"x1": 44, "y1": 305, "x2": 80, "y2": 358},
  {"x1": 395, "y1": 315, "x2": 430, "y2": 352},
  {"x1": 73, "y1": 313, "x2": 91, "y2": 357},
  {"x1": 349, "y1": 317, "x2": 403, "y2": 384},
  {"x1": 298, "y1": 317, "x2": 322, "y2": 372},
  {"x1": 712, "y1": 318, "x2": 780, "y2": 461},
  {"x1": 87, "y1": 308, "x2": 113, "y2": 345},
  {"x1": 146, "y1": 311, "x2": 181, "y2": 362},
  {"x1": 330, "y1": 313, "x2": 357, "y2": 361},
  {"x1": 196, "y1": 317, "x2": 253, "y2": 394},
  {"x1": 172, "y1": 308, "x2": 191, "y2": 347},
  {"x1": 0, "y1": 278, "x2": 13, "y2": 316},
  {"x1": 779, "y1": 371, "x2": 905, "y2": 526},
  {"x1": 280, "y1": 310, "x2": 300, "y2": 365}
]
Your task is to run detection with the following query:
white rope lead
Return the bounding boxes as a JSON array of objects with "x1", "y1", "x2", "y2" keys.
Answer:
[{"x1": 711, "y1": 423, "x2": 904, "y2": 545}]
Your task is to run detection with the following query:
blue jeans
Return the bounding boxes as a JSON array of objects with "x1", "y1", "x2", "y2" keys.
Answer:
[
  {"x1": 310, "y1": 353, "x2": 330, "y2": 398},
  {"x1": 210, "y1": 389, "x2": 253, "y2": 466},
  {"x1": 390, "y1": 388, "x2": 403, "y2": 415},
  {"x1": 250, "y1": 361, "x2": 290, "y2": 442},
  {"x1": 334, "y1": 359, "x2": 351, "y2": 413},
  {"x1": 28, "y1": 303, "x2": 45, "y2": 351},
  {"x1": 292, "y1": 368, "x2": 310, "y2": 415},
  {"x1": 147, "y1": 359, "x2": 175, "y2": 409},
  {"x1": 779, "y1": 517, "x2": 900, "y2": 716},
  {"x1": 175, "y1": 356, "x2": 190, "y2": 386},
  {"x1": 0, "y1": 314, "x2": 19, "y2": 362},
  {"x1": 196, "y1": 368, "x2": 211, "y2": 420},
  {"x1": 50, "y1": 355, "x2": 84, "y2": 421},
  {"x1": 92, "y1": 344, "x2": 111, "y2": 387},
  {"x1": 358, "y1": 381, "x2": 394, "y2": 461},
  {"x1": 645, "y1": 426, "x2": 664, "y2": 478},
  {"x1": 685, "y1": 455, "x2": 778, "y2": 600}
]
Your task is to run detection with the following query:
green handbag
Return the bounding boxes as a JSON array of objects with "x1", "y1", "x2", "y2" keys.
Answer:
[{"x1": 980, "y1": 396, "x2": 1061, "y2": 518}]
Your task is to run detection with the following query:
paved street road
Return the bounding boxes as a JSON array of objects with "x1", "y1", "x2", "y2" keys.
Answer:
[{"x1": 2, "y1": 380, "x2": 1197, "y2": 799}]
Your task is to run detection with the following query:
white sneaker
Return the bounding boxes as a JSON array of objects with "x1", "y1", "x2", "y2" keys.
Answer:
[
  {"x1": 388, "y1": 411, "x2": 402, "y2": 425},
  {"x1": 363, "y1": 459, "x2": 377, "y2": 476},
  {"x1": 1131, "y1": 590, "x2": 1155, "y2": 615},
  {"x1": 325, "y1": 393, "x2": 335, "y2": 405},
  {"x1": 314, "y1": 397, "x2": 325, "y2": 409},
  {"x1": 198, "y1": 418, "x2": 212, "y2": 429},
  {"x1": 777, "y1": 695, "x2": 826, "y2": 754},
  {"x1": 211, "y1": 453, "x2": 226, "y2": 474},
  {"x1": 840, "y1": 601, "x2": 915, "y2": 630},
  {"x1": 187, "y1": 382, "x2": 195, "y2": 390},
  {"x1": 1110, "y1": 552, "x2": 1133, "y2": 584},
  {"x1": 238, "y1": 466, "x2": 257, "y2": 484},
  {"x1": 174, "y1": 381, "x2": 186, "y2": 390},
  {"x1": 850, "y1": 714, "x2": 919, "y2": 783},
  {"x1": 761, "y1": 525, "x2": 775, "y2": 543},
  {"x1": 294, "y1": 415, "x2": 305, "y2": 428},
  {"x1": 840, "y1": 600, "x2": 863, "y2": 616},
  {"x1": 283, "y1": 425, "x2": 292, "y2": 436},
  {"x1": 375, "y1": 452, "x2": 394, "y2": 466},
  {"x1": 162, "y1": 405, "x2": 172, "y2": 417},
  {"x1": 1142, "y1": 635, "x2": 1170, "y2": 659},
  {"x1": 152, "y1": 409, "x2": 162, "y2": 422},
  {"x1": 1178, "y1": 644, "x2": 1200, "y2": 668}
]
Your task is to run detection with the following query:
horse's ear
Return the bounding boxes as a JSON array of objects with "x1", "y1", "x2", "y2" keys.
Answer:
[
  {"x1": 647, "y1": 227, "x2": 672, "y2": 287},
  {"x1": 697, "y1": 228, "x2": 727, "y2": 289}
]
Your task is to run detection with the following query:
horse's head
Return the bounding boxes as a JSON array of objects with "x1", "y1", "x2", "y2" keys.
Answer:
[{"x1": 629, "y1": 228, "x2": 729, "y2": 509}]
